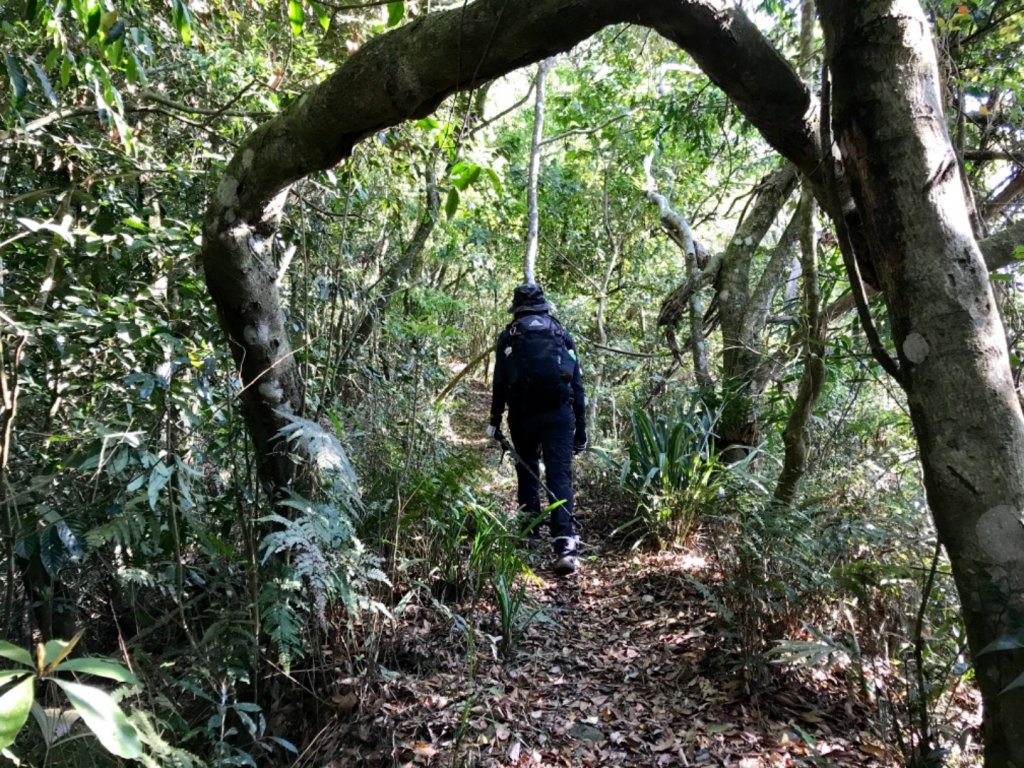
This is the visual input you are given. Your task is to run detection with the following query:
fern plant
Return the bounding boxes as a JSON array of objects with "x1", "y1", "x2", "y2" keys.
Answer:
[{"x1": 257, "y1": 415, "x2": 389, "y2": 670}]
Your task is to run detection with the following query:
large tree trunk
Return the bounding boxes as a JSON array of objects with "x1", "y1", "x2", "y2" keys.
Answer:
[{"x1": 820, "y1": 2, "x2": 1024, "y2": 764}]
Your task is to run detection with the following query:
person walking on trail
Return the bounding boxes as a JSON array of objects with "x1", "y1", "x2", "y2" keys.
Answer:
[{"x1": 486, "y1": 283, "x2": 588, "y2": 577}]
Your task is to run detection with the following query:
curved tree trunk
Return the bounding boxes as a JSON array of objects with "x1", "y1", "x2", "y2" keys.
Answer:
[
  {"x1": 201, "y1": 0, "x2": 1019, "y2": 491},
  {"x1": 820, "y1": 2, "x2": 1024, "y2": 763},
  {"x1": 201, "y1": 0, "x2": 642, "y2": 490}
]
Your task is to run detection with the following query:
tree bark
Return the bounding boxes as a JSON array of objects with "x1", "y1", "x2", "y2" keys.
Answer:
[
  {"x1": 201, "y1": 0, "x2": 644, "y2": 489},
  {"x1": 775, "y1": 185, "x2": 824, "y2": 506},
  {"x1": 645, "y1": 155, "x2": 713, "y2": 390},
  {"x1": 524, "y1": 58, "x2": 553, "y2": 285},
  {"x1": 714, "y1": 164, "x2": 798, "y2": 455},
  {"x1": 820, "y1": 3, "x2": 1024, "y2": 763}
]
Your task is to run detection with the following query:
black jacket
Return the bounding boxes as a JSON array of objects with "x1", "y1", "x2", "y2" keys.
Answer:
[{"x1": 489, "y1": 310, "x2": 586, "y2": 428}]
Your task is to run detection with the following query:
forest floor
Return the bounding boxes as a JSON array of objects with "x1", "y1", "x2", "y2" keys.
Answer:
[{"x1": 301, "y1": 377, "x2": 974, "y2": 768}]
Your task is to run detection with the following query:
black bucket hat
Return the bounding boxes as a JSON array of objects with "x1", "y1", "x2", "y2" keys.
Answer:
[{"x1": 508, "y1": 283, "x2": 552, "y2": 314}]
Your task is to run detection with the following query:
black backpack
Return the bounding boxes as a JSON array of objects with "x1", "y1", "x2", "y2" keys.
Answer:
[{"x1": 504, "y1": 314, "x2": 575, "y2": 407}]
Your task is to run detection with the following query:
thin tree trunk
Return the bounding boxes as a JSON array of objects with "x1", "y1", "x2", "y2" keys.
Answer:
[
  {"x1": 774, "y1": 185, "x2": 824, "y2": 505},
  {"x1": 524, "y1": 58, "x2": 553, "y2": 286},
  {"x1": 774, "y1": 0, "x2": 826, "y2": 506},
  {"x1": 820, "y1": 3, "x2": 1024, "y2": 762},
  {"x1": 591, "y1": 153, "x2": 622, "y2": 428},
  {"x1": 644, "y1": 155, "x2": 713, "y2": 390}
]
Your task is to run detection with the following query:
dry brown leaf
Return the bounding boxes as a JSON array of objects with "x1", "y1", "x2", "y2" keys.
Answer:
[{"x1": 411, "y1": 741, "x2": 437, "y2": 758}]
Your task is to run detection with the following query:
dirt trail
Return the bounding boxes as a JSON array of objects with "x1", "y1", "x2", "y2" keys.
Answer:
[{"x1": 313, "y1": 377, "x2": 889, "y2": 768}]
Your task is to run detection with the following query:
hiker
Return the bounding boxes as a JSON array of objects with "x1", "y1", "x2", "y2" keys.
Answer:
[{"x1": 486, "y1": 283, "x2": 588, "y2": 576}]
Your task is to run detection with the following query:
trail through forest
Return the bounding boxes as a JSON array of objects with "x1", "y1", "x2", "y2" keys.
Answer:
[{"x1": 305, "y1": 377, "x2": 910, "y2": 768}]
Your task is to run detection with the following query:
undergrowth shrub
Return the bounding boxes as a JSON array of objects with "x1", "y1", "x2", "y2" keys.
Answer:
[
  {"x1": 605, "y1": 394, "x2": 756, "y2": 548},
  {"x1": 698, "y1": 381, "x2": 975, "y2": 765},
  {"x1": 259, "y1": 415, "x2": 390, "y2": 671}
]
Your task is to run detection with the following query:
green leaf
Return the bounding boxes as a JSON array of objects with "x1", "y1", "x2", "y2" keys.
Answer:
[
  {"x1": 0, "y1": 676, "x2": 34, "y2": 751},
  {"x1": 53, "y1": 659, "x2": 137, "y2": 684},
  {"x1": 485, "y1": 168, "x2": 504, "y2": 196},
  {"x1": 60, "y1": 55, "x2": 72, "y2": 87},
  {"x1": 4, "y1": 54, "x2": 27, "y2": 105},
  {"x1": 41, "y1": 631, "x2": 83, "y2": 673},
  {"x1": 30, "y1": 60, "x2": 58, "y2": 106},
  {"x1": 25, "y1": 0, "x2": 39, "y2": 21},
  {"x1": 287, "y1": 0, "x2": 304, "y2": 36},
  {"x1": 310, "y1": 0, "x2": 330, "y2": 30},
  {"x1": 386, "y1": 0, "x2": 404, "y2": 26},
  {"x1": 172, "y1": 0, "x2": 192, "y2": 45},
  {"x1": 147, "y1": 461, "x2": 172, "y2": 510},
  {"x1": 51, "y1": 680, "x2": 142, "y2": 759},
  {"x1": 87, "y1": 6, "x2": 101, "y2": 38},
  {"x1": 125, "y1": 52, "x2": 141, "y2": 85},
  {"x1": 451, "y1": 162, "x2": 482, "y2": 191},
  {"x1": 445, "y1": 188, "x2": 459, "y2": 219},
  {"x1": 0, "y1": 642, "x2": 34, "y2": 669}
]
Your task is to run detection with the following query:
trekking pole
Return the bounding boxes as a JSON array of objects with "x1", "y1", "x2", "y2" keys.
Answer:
[
  {"x1": 494, "y1": 432, "x2": 558, "y2": 500},
  {"x1": 493, "y1": 432, "x2": 582, "y2": 547}
]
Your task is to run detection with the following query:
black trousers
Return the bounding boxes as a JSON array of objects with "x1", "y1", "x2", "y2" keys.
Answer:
[{"x1": 508, "y1": 402, "x2": 577, "y2": 555}]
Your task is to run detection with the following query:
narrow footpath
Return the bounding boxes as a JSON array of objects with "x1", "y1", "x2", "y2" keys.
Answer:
[{"x1": 307, "y1": 377, "x2": 904, "y2": 768}]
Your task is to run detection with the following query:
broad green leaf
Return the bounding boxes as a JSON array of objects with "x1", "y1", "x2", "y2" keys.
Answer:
[
  {"x1": 172, "y1": 0, "x2": 192, "y2": 45},
  {"x1": 0, "y1": 676, "x2": 34, "y2": 751},
  {"x1": 0, "y1": 641, "x2": 33, "y2": 669},
  {"x1": 485, "y1": 168, "x2": 504, "y2": 196},
  {"x1": 445, "y1": 188, "x2": 459, "y2": 219},
  {"x1": 386, "y1": 1, "x2": 404, "y2": 27},
  {"x1": 147, "y1": 461, "x2": 172, "y2": 510},
  {"x1": 51, "y1": 680, "x2": 142, "y2": 759},
  {"x1": 41, "y1": 630, "x2": 83, "y2": 673},
  {"x1": 87, "y1": 6, "x2": 102, "y2": 38},
  {"x1": 287, "y1": 0, "x2": 304, "y2": 36},
  {"x1": 30, "y1": 61, "x2": 57, "y2": 106},
  {"x1": 54, "y1": 658, "x2": 137, "y2": 684},
  {"x1": 4, "y1": 54, "x2": 27, "y2": 105}
]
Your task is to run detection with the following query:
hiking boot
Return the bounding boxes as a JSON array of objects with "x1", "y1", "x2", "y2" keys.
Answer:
[{"x1": 552, "y1": 553, "x2": 579, "y2": 576}]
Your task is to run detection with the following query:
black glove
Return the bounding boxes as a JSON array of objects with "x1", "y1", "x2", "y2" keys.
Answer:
[{"x1": 574, "y1": 425, "x2": 588, "y2": 454}]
